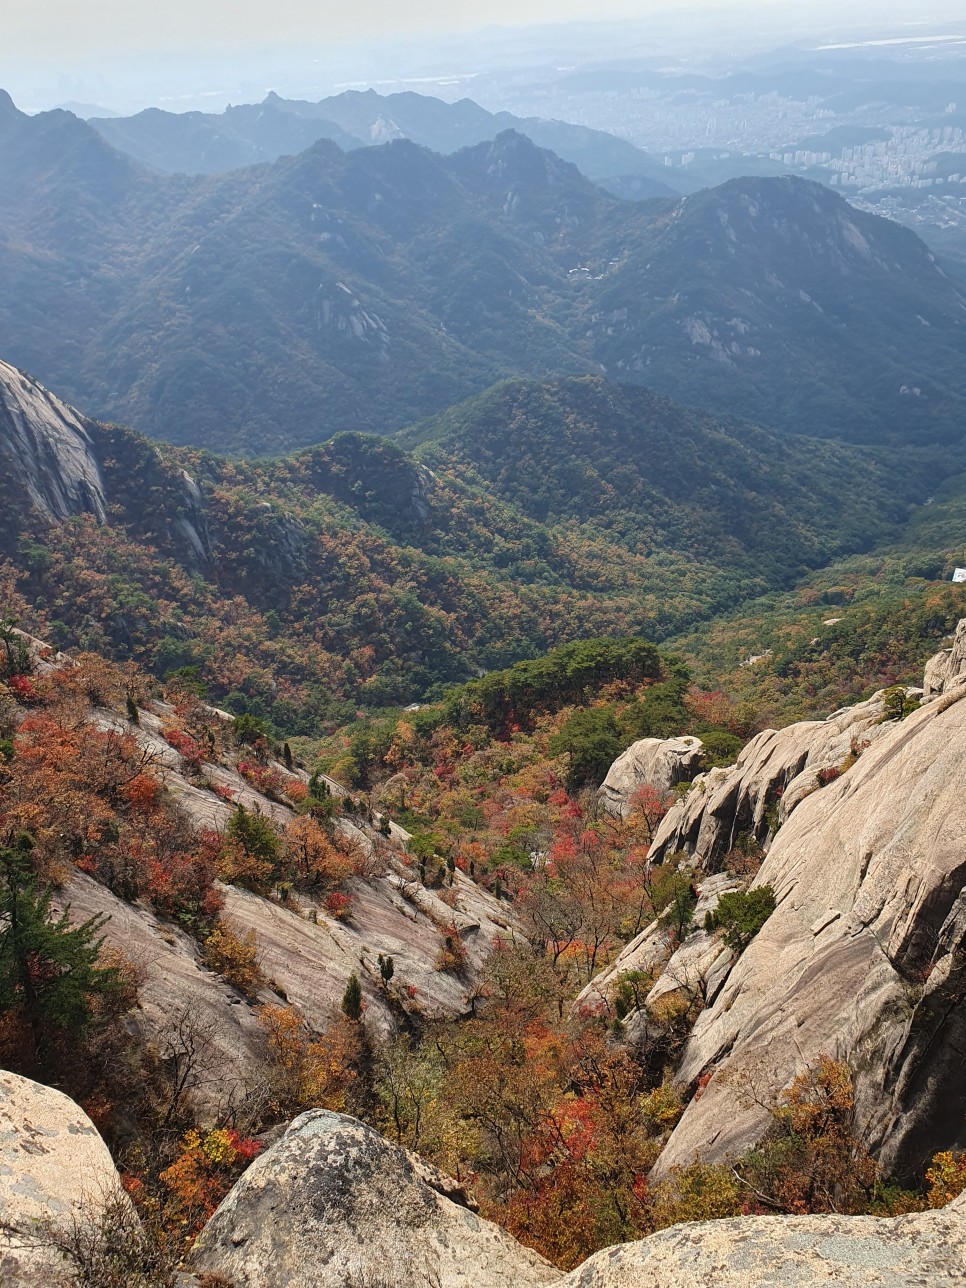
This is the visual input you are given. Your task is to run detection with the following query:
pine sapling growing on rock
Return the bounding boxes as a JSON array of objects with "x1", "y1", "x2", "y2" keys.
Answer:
[{"x1": 341, "y1": 972, "x2": 363, "y2": 1021}]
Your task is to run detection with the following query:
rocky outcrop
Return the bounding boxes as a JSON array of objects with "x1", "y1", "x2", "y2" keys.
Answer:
[
  {"x1": 559, "y1": 1195, "x2": 966, "y2": 1287},
  {"x1": 642, "y1": 670, "x2": 966, "y2": 1181},
  {"x1": 54, "y1": 693, "x2": 517, "y2": 1120},
  {"x1": 190, "y1": 1109, "x2": 966, "y2": 1287},
  {"x1": 647, "y1": 689, "x2": 894, "y2": 868},
  {"x1": 0, "y1": 1071, "x2": 127, "y2": 1286},
  {"x1": 0, "y1": 359, "x2": 212, "y2": 567},
  {"x1": 0, "y1": 359, "x2": 108, "y2": 525},
  {"x1": 922, "y1": 618, "x2": 966, "y2": 699},
  {"x1": 598, "y1": 736, "x2": 703, "y2": 816},
  {"x1": 575, "y1": 872, "x2": 739, "y2": 1016},
  {"x1": 191, "y1": 1109, "x2": 558, "y2": 1288}
]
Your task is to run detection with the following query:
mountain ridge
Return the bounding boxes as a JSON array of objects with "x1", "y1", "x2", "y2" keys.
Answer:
[
  {"x1": 1, "y1": 92, "x2": 963, "y2": 454},
  {"x1": 0, "y1": 360, "x2": 929, "y2": 721},
  {"x1": 87, "y1": 86, "x2": 679, "y2": 195}
]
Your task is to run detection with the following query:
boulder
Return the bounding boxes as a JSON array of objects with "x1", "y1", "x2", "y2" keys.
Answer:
[
  {"x1": 599, "y1": 736, "x2": 704, "y2": 817},
  {"x1": 559, "y1": 1199, "x2": 966, "y2": 1287},
  {"x1": 191, "y1": 1109, "x2": 558, "y2": 1287},
  {"x1": 0, "y1": 1071, "x2": 127, "y2": 1286}
]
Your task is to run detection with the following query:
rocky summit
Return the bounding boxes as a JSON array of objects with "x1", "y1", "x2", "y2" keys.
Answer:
[
  {"x1": 191, "y1": 1110, "x2": 559, "y2": 1288},
  {"x1": 188, "y1": 1112, "x2": 966, "y2": 1288}
]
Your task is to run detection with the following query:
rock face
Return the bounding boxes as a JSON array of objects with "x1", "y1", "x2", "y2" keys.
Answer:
[
  {"x1": 191, "y1": 1110, "x2": 558, "y2": 1288},
  {"x1": 0, "y1": 359, "x2": 108, "y2": 525},
  {"x1": 575, "y1": 872, "x2": 739, "y2": 1016},
  {"x1": 629, "y1": 656, "x2": 966, "y2": 1182},
  {"x1": 922, "y1": 617, "x2": 966, "y2": 699},
  {"x1": 56, "y1": 699, "x2": 517, "y2": 1121},
  {"x1": 647, "y1": 691, "x2": 893, "y2": 868},
  {"x1": 0, "y1": 1071, "x2": 126, "y2": 1286},
  {"x1": 598, "y1": 736, "x2": 704, "y2": 816},
  {"x1": 0, "y1": 358, "x2": 212, "y2": 566},
  {"x1": 559, "y1": 1197, "x2": 966, "y2": 1287}
]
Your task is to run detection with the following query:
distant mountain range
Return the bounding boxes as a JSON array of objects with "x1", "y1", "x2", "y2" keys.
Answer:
[
  {"x1": 1, "y1": 88, "x2": 964, "y2": 456},
  {"x1": 86, "y1": 88, "x2": 681, "y2": 197}
]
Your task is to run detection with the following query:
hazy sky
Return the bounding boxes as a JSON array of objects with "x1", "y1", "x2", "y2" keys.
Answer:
[
  {"x1": 2, "y1": 0, "x2": 946, "y2": 61},
  {"x1": 3, "y1": 0, "x2": 962, "y2": 115}
]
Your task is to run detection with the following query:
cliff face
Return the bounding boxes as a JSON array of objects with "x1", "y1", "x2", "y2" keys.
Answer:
[
  {"x1": 592, "y1": 627, "x2": 966, "y2": 1184},
  {"x1": 6, "y1": 634, "x2": 516, "y2": 1123},
  {"x1": 0, "y1": 358, "x2": 211, "y2": 566},
  {"x1": 0, "y1": 360, "x2": 108, "y2": 526}
]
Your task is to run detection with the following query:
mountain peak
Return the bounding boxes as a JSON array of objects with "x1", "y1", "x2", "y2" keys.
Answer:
[
  {"x1": 0, "y1": 88, "x2": 24, "y2": 123},
  {"x1": 457, "y1": 128, "x2": 595, "y2": 194}
]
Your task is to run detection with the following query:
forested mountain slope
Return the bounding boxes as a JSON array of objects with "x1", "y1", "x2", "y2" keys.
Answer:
[
  {"x1": 0, "y1": 361, "x2": 929, "y2": 726},
  {"x1": 1, "y1": 90, "x2": 963, "y2": 454}
]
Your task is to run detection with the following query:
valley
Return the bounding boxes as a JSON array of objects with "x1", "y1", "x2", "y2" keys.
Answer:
[{"x1": 1, "y1": 20, "x2": 966, "y2": 1283}]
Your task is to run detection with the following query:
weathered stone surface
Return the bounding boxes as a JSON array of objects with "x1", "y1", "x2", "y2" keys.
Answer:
[
  {"x1": 599, "y1": 736, "x2": 704, "y2": 817},
  {"x1": 57, "y1": 696, "x2": 518, "y2": 1121},
  {"x1": 0, "y1": 359, "x2": 211, "y2": 564},
  {"x1": 922, "y1": 618, "x2": 966, "y2": 699},
  {"x1": 559, "y1": 1203, "x2": 966, "y2": 1287},
  {"x1": 648, "y1": 690, "x2": 892, "y2": 869},
  {"x1": 0, "y1": 1071, "x2": 126, "y2": 1286},
  {"x1": 650, "y1": 682, "x2": 966, "y2": 1180},
  {"x1": 575, "y1": 872, "x2": 738, "y2": 1015},
  {"x1": 191, "y1": 1110, "x2": 558, "y2": 1288},
  {"x1": 0, "y1": 359, "x2": 107, "y2": 524}
]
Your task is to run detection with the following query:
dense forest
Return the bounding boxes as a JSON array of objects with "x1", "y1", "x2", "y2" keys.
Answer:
[{"x1": 5, "y1": 367, "x2": 961, "y2": 744}]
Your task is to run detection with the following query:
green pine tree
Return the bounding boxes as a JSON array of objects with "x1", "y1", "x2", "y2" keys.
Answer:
[
  {"x1": 0, "y1": 842, "x2": 119, "y2": 1057},
  {"x1": 341, "y1": 972, "x2": 363, "y2": 1021}
]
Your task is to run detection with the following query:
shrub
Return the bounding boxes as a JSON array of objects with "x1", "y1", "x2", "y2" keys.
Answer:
[
  {"x1": 435, "y1": 928, "x2": 467, "y2": 973},
  {"x1": 648, "y1": 1161, "x2": 743, "y2": 1229},
  {"x1": 162, "y1": 727, "x2": 204, "y2": 771},
  {"x1": 706, "y1": 886, "x2": 776, "y2": 953},
  {"x1": 926, "y1": 1151, "x2": 966, "y2": 1208},
  {"x1": 232, "y1": 714, "x2": 270, "y2": 747},
  {"x1": 160, "y1": 1127, "x2": 262, "y2": 1236},
  {"x1": 218, "y1": 805, "x2": 282, "y2": 891},
  {"x1": 257, "y1": 1003, "x2": 361, "y2": 1115},
  {"x1": 731, "y1": 1056, "x2": 878, "y2": 1215},
  {"x1": 655, "y1": 873, "x2": 697, "y2": 944},
  {"x1": 202, "y1": 922, "x2": 264, "y2": 998},
  {"x1": 880, "y1": 685, "x2": 919, "y2": 723},
  {"x1": 0, "y1": 620, "x2": 33, "y2": 682},
  {"x1": 147, "y1": 852, "x2": 224, "y2": 932},
  {"x1": 323, "y1": 890, "x2": 355, "y2": 922},
  {"x1": 6, "y1": 673, "x2": 40, "y2": 705},
  {"x1": 699, "y1": 730, "x2": 744, "y2": 768},
  {"x1": 613, "y1": 969, "x2": 653, "y2": 1021},
  {"x1": 13, "y1": 1192, "x2": 181, "y2": 1288}
]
